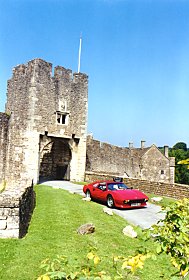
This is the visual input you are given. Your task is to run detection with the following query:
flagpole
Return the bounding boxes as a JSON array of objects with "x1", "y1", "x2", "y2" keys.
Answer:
[{"x1": 78, "y1": 34, "x2": 82, "y2": 73}]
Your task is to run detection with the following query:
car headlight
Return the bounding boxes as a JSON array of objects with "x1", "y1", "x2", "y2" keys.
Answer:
[{"x1": 124, "y1": 200, "x2": 130, "y2": 204}]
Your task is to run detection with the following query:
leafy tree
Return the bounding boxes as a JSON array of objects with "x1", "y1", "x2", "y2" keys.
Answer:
[
  {"x1": 169, "y1": 143, "x2": 189, "y2": 185},
  {"x1": 173, "y1": 142, "x2": 187, "y2": 151}
]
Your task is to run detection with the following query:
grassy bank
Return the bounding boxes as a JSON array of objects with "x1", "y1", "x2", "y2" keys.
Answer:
[
  {"x1": 0, "y1": 185, "x2": 179, "y2": 279},
  {"x1": 147, "y1": 193, "x2": 176, "y2": 208}
]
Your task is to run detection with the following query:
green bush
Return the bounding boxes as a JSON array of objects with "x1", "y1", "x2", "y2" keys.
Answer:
[
  {"x1": 37, "y1": 250, "x2": 151, "y2": 280},
  {"x1": 151, "y1": 198, "x2": 189, "y2": 278}
]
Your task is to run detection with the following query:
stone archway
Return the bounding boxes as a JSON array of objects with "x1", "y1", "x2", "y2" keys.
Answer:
[{"x1": 39, "y1": 136, "x2": 72, "y2": 181}]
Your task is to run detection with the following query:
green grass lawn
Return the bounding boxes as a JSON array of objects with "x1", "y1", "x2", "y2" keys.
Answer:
[
  {"x1": 147, "y1": 193, "x2": 176, "y2": 208},
  {"x1": 0, "y1": 185, "x2": 183, "y2": 280}
]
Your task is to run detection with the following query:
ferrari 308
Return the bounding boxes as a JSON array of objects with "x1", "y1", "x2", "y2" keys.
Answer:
[{"x1": 83, "y1": 179, "x2": 148, "y2": 209}]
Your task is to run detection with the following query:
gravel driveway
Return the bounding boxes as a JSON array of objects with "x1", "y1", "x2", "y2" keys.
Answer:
[{"x1": 40, "y1": 180, "x2": 166, "y2": 229}]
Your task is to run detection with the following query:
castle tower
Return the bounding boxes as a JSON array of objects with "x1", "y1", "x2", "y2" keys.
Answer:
[{"x1": 3, "y1": 58, "x2": 88, "y2": 187}]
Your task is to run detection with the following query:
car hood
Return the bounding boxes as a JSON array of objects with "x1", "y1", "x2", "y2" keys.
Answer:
[{"x1": 112, "y1": 189, "x2": 148, "y2": 200}]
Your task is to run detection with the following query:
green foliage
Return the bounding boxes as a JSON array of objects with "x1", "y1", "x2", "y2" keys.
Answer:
[
  {"x1": 37, "y1": 250, "x2": 151, "y2": 280},
  {"x1": 151, "y1": 198, "x2": 189, "y2": 277},
  {"x1": 173, "y1": 142, "x2": 187, "y2": 151},
  {"x1": 5, "y1": 111, "x2": 11, "y2": 117},
  {"x1": 169, "y1": 142, "x2": 189, "y2": 184}
]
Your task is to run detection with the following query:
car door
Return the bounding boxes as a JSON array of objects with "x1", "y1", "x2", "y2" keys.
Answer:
[{"x1": 94, "y1": 182, "x2": 108, "y2": 202}]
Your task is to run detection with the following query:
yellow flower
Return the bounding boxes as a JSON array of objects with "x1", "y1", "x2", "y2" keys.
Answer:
[
  {"x1": 87, "y1": 252, "x2": 95, "y2": 260},
  {"x1": 171, "y1": 259, "x2": 179, "y2": 268},
  {"x1": 42, "y1": 275, "x2": 50, "y2": 280},
  {"x1": 37, "y1": 275, "x2": 50, "y2": 280},
  {"x1": 82, "y1": 268, "x2": 88, "y2": 276},
  {"x1": 94, "y1": 256, "x2": 100, "y2": 265},
  {"x1": 130, "y1": 266, "x2": 136, "y2": 273},
  {"x1": 122, "y1": 260, "x2": 129, "y2": 269},
  {"x1": 113, "y1": 256, "x2": 119, "y2": 262},
  {"x1": 127, "y1": 258, "x2": 136, "y2": 267},
  {"x1": 136, "y1": 260, "x2": 144, "y2": 269},
  {"x1": 181, "y1": 268, "x2": 189, "y2": 277}
]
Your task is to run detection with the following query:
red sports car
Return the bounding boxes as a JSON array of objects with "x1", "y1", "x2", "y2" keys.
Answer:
[{"x1": 83, "y1": 180, "x2": 148, "y2": 209}]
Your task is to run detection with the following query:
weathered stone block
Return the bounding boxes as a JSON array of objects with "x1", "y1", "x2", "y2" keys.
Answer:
[
  {"x1": 9, "y1": 208, "x2": 19, "y2": 216},
  {"x1": 0, "y1": 220, "x2": 7, "y2": 230},
  {"x1": 7, "y1": 216, "x2": 19, "y2": 229},
  {"x1": 0, "y1": 229, "x2": 19, "y2": 238},
  {"x1": 0, "y1": 215, "x2": 7, "y2": 220}
]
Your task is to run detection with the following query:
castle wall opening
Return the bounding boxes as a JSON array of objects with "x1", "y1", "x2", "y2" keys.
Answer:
[{"x1": 39, "y1": 136, "x2": 71, "y2": 181}]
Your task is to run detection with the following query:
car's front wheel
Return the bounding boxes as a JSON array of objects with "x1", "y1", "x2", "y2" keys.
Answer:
[
  {"x1": 86, "y1": 190, "x2": 91, "y2": 199},
  {"x1": 107, "y1": 195, "x2": 114, "y2": 208}
]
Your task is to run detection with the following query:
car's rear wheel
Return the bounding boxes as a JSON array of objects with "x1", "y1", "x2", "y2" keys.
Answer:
[
  {"x1": 86, "y1": 190, "x2": 91, "y2": 199},
  {"x1": 107, "y1": 195, "x2": 114, "y2": 208}
]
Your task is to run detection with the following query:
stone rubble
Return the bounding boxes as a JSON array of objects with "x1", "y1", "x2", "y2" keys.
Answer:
[
  {"x1": 122, "y1": 225, "x2": 137, "y2": 238},
  {"x1": 77, "y1": 223, "x2": 95, "y2": 235},
  {"x1": 103, "y1": 207, "x2": 113, "y2": 216}
]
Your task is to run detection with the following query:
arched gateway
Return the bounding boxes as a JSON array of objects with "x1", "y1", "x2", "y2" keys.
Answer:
[{"x1": 39, "y1": 137, "x2": 72, "y2": 181}]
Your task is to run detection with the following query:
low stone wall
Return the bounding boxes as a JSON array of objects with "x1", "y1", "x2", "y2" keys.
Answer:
[
  {"x1": 85, "y1": 171, "x2": 189, "y2": 200},
  {"x1": 0, "y1": 185, "x2": 35, "y2": 238},
  {"x1": 123, "y1": 178, "x2": 189, "y2": 200}
]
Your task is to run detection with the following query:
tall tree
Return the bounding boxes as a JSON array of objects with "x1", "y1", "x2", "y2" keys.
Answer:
[
  {"x1": 169, "y1": 143, "x2": 189, "y2": 185},
  {"x1": 173, "y1": 142, "x2": 187, "y2": 151}
]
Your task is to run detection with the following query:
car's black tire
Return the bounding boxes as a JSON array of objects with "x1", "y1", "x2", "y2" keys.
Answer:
[
  {"x1": 86, "y1": 190, "x2": 91, "y2": 199},
  {"x1": 107, "y1": 195, "x2": 114, "y2": 208}
]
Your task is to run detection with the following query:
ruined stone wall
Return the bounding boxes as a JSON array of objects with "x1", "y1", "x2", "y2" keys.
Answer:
[
  {"x1": 5, "y1": 62, "x2": 37, "y2": 186},
  {"x1": 4, "y1": 59, "x2": 88, "y2": 186},
  {"x1": 86, "y1": 137, "x2": 173, "y2": 183},
  {"x1": 86, "y1": 136, "x2": 131, "y2": 176},
  {"x1": 85, "y1": 171, "x2": 189, "y2": 200},
  {"x1": 0, "y1": 113, "x2": 9, "y2": 183},
  {"x1": 0, "y1": 184, "x2": 35, "y2": 238}
]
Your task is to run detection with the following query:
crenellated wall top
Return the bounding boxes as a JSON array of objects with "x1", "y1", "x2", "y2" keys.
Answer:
[{"x1": 11, "y1": 58, "x2": 88, "y2": 84}]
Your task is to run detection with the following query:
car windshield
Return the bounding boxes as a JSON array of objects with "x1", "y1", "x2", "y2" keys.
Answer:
[{"x1": 107, "y1": 183, "x2": 129, "y2": 191}]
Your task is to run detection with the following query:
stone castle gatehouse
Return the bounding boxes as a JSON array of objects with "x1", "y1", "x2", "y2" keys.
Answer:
[
  {"x1": 0, "y1": 59, "x2": 88, "y2": 187},
  {"x1": 0, "y1": 58, "x2": 175, "y2": 188}
]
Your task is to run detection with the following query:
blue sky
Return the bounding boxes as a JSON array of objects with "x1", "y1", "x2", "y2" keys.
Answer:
[{"x1": 0, "y1": 0, "x2": 189, "y2": 148}]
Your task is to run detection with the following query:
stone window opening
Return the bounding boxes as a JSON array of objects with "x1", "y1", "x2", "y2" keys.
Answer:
[
  {"x1": 161, "y1": 170, "x2": 164, "y2": 175},
  {"x1": 56, "y1": 112, "x2": 68, "y2": 125}
]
